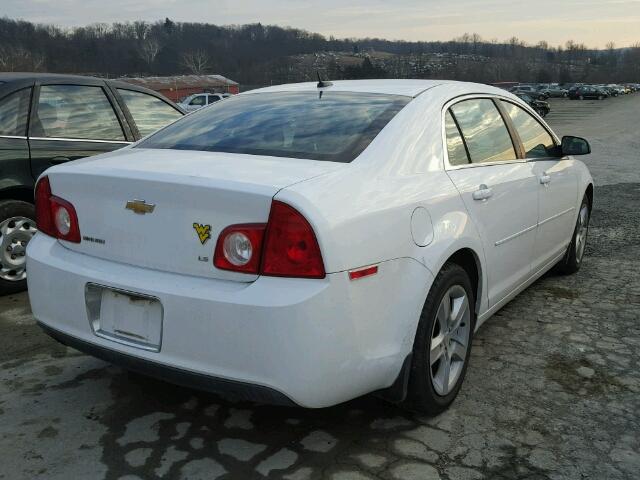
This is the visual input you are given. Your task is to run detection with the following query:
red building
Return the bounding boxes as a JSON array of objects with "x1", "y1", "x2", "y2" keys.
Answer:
[{"x1": 120, "y1": 75, "x2": 239, "y2": 102}]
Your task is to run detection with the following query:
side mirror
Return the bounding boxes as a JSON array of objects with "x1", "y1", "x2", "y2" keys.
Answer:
[{"x1": 561, "y1": 136, "x2": 591, "y2": 156}]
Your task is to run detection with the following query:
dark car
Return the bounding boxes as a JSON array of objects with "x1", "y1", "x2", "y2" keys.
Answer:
[
  {"x1": 568, "y1": 86, "x2": 608, "y2": 100},
  {"x1": 515, "y1": 93, "x2": 551, "y2": 117},
  {"x1": 509, "y1": 85, "x2": 548, "y2": 100},
  {"x1": 0, "y1": 73, "x2": 185, "y2": 294}
]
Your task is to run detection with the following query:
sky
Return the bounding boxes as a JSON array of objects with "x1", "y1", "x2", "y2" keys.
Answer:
[{"x1": 3, "y1": 0, "x2": 640, "y2": 48}]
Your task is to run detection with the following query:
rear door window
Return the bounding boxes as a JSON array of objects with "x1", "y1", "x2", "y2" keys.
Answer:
[
  {"x1": 501, "y1": 101, "x2": 556, "y2": 158},
  {"x1": 450, "y1": 99, "x2": 517, "y2": 164},
  {"x1": 33, "y1": 85, "x2": 125, "y2": 141},
  {"x1": 117, "y1": 89, "x2": 183, "y2": 137},
  {"x1": 138, "y1": 91, "x2": 410, "y2": 163},
  {"x1": 0, "y1": 88, "x2": 32, "y2": 136},
  {"x1": 444, "y1": 110, "x2": 470, "y2": 166},
  {"x1": 189, "y1": 95, "x2": 206, "y2": 106}
]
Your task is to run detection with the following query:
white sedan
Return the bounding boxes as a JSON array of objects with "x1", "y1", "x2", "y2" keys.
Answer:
[{"x1": 27, "y1": 80, "x2": 593, "y2": 412}]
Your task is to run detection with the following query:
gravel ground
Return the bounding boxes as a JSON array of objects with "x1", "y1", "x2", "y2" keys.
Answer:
[{"x1": 1, "y1": 95, "x2": 639, "y2": 480}]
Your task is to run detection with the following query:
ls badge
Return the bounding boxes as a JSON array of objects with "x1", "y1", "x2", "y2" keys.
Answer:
[{"x1": 193, "y1": 223, "x2": 211, "y2": 245}]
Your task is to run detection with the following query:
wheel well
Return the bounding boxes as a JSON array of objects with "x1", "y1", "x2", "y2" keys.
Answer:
[
  {"x1": 585, "y1": 183, "x2": 594, "y2": 210},
  {"x1": 0, "y1": 187, "x2": 34, "y2": 204},
  {"x1": 447, "y1": 248, "x2": 481, "y2": 313}
]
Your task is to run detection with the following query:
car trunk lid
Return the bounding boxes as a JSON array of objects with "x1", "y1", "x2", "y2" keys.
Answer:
[{"x1": 47, "y1": 148, "x2": 342, "y2": 282}]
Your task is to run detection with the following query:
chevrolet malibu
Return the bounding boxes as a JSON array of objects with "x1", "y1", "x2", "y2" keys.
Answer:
[{"x1": 27, "y1": 80, "x2": 593, "y2": 412}]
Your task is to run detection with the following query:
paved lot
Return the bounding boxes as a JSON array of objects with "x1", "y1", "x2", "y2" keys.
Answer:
[{"x1": 1, "y1": 95, "x2": 639, "y2": 480}]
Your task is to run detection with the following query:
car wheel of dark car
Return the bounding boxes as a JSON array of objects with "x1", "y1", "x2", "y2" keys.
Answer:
[{"x1": 0, "y1": 200, "x2": 37, "y2": 296}]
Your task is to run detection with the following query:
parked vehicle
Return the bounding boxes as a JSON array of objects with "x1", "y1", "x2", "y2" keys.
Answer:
[
  {"x1": 515, "y1": 93, "x2": 551, "y2": 117},
  {"x1": 179, "y1": 92, "x2": 231, "y2": 112},
  {"x1": 28, "y1": 80, "x2": 593, "y2": 412},
  {"x1": 596, "y1": 85, "x2": 617, "y2": 97},
  {"x1": 568, "y1": 86, "x2": 608, "y2": 100},
  {"x1": 510, "y1": 85, "x2": 547, "y2": 100},
  {"x1": 0, "y1": 73, "x2": 184, "y2": 294},
  {"x1": 608, "y1": 84, "x2": 626, "y2": 95},
  {"x1": 539, "y1": 85, "x2": 568, "y2": 98}
]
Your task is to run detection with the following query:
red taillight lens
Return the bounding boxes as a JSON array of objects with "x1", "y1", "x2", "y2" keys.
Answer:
[
  {"x1": 213, "y1": 201, "x2": 326, "y2": 278},
  {"x1": 35, "y1": 176, "x2": 55, "y2": 237},
  {"x1": 214, "y1": 224, "x2": 265, "y2": 274},
  {"x1": 261, "y1": 201, "x2": 325, "y2": 279},
  {"x1": 34, "y1": 176, "x2": 81, "y2": 243}
]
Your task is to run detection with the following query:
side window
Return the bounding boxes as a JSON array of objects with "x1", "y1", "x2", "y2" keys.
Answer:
[
  {"x1": 501, "y1": 101, "x2": 556, "y2": 158},
  {"x1": 444, "y1": 111, "x2": 469, "y2": 166},
  {"x1": 0, "y1": 88, "x2": 31, "y2": 136},
  {"x1": 34, "y1": 85, "x2": 125, "y2": 141},
  {"x1": 450, "y1": 99, "x2": 517, "y2": 164},
  {"x1": 189, "y1": 95, "x2": 206, "y2": 106},
  {"x1": 117, "y1": 89, "x2": 182, "y2": 137}
]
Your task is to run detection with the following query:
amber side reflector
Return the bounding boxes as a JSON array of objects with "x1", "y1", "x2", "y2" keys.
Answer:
[{"x1": 348, "y1": 265, "x2": 378, "y2": 280}]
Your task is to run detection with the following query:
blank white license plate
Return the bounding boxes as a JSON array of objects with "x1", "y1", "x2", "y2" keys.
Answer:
[{"x1": 86, "y1": 285, "x2": 163, "y2": 352}]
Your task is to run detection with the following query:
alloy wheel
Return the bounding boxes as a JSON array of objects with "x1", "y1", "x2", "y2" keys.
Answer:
[
  {"x1": 0, "y1": 216, "x2": 37, "y2": 282},
  {"x1": 429, "y1": 285, "x2": 471, "y2": 396},
  {"x1": 575, "y1": 205, "x2": 589, "y2": 263}
]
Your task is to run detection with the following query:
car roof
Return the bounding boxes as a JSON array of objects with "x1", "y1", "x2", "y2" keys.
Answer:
[
  {"x1": 0, "y1": 72, "x2": 108, "y2": 83},
  {"x1": 242, "y1": 79, "x2": 509, "y2": 98},
  {"x1": 0, "y1": 72, "x2": 157, "y2": 91}
]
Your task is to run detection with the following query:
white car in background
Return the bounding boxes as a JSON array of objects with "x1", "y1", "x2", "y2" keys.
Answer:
[
  {"x1": 179, "y1": 92, "x2": 231, "y2": 112},
  {"x1": 27, "y1": 80, "x2": 593, "y2": 412}
]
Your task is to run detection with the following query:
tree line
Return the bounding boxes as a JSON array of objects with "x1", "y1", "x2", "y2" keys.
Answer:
[{"x1": 0, "y1": 17, "x2": 638, "y2": 86}]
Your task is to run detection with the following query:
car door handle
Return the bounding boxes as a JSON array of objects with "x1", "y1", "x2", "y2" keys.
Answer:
[
  {"x1": 539, "y1": 174, "x2": 551, "y2": 185},
  {"x1": 50, "y1": 156, "x2": 70, "y2": 164},
  {"x1": 472, "y1": 184, "x2": 493, "y2": 201}
]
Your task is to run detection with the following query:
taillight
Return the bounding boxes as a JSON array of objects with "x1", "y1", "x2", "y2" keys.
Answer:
[
  {"x1": 34, "y1": 176, "x2": 81, "y2": 243},
  {"x1": 261, "y1": 201, "x2": 325, "y2": 279},
  {"x1": 214, "y1": 224, "x2": 265, "y2": 274},
  {"x1": 35, "y1": 177, "x2": 55, "y2": 237},
  {"x1": 213, "y1": 201, "x2": 325, "y2": 279}
]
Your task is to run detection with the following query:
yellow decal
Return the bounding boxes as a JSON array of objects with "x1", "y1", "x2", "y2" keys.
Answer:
[{"x1": 193, "y1": 223, "x2": 211, "y2": 245}]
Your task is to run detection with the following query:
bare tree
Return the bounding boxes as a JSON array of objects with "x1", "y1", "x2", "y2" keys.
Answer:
[
  {"x1": 0, "y1": 46, "x2": 45, "y2": 71},
  {"x1": 133, "y1": 21, "x2": 149, "y2": 41},
  {"x1": 181, "y1": 50, "x2": 210, "y2": 74},
  {"x1": 139, "y1": 38, "x2": 161, "y2": 68}
]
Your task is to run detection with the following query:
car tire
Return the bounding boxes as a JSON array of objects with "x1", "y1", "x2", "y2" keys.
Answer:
[
  {"x1": 579, "y1": 95, "x2": 584, "y2": 100},
  {"x1": 598, "y1": 95, "x2": 603, "y2": 100},
  {"x1": 0, "y1": 200, "x2": 37, "y2": 296},
  {"x1": 555, "y1": 195, "x2": 590, "y2": 275},
  {"x1": 404, "y1": 263, "x2": 475, "y2": 415}
]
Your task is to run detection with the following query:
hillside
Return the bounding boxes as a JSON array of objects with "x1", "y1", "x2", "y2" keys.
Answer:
[{"x1": 1, "y1": 17, "x2": 638, "y2": 85}]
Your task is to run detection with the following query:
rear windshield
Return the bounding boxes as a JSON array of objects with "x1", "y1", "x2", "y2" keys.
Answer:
[{"x1": 138, "y1": 91, "x2": 410, "y2": 163}]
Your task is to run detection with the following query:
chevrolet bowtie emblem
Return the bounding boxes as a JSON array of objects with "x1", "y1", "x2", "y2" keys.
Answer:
[{"x1": 125, "y1": 199, "x2": 155, "y2": 215}]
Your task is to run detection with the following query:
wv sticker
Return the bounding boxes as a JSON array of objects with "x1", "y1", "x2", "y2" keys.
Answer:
[{"x1": 193, "y1": 223, "x2": 211, "y2": 245}]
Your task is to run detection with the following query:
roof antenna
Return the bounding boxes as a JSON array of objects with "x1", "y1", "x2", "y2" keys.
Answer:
[{"x1": 317, "y1": 71, "x2": 333, "y2": 88}]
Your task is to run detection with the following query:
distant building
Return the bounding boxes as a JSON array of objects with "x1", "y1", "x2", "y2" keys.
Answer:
[{"x1": 120, "y1": 75, "x2": 239, "y2": 102}]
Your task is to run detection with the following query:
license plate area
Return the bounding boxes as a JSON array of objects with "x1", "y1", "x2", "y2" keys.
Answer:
[{"x1": 86, "y1": 283, "x2": 163, "y2": 352}]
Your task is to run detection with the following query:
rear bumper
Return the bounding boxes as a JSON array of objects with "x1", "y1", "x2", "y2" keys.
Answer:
[
  {"x1": 39, "y1": 322, "x2": 296, "y2": 406},
  {"x1": 27, "y1": 234, "x2": 432, "y2": 408}
]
